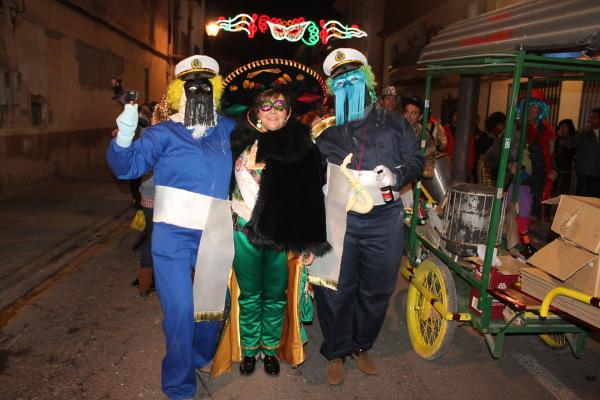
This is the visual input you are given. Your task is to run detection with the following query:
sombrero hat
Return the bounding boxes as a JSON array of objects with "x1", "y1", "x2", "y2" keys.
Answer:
[{"x1": 220, "y1": 58, "x2": 328, "y2": 116}]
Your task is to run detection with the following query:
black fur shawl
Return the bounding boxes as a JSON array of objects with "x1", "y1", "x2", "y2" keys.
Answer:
[{"x1": 231, "y1": 118, "x2": 332, "y2": 256}]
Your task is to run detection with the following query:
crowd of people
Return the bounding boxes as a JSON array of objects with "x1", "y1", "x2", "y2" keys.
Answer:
[{"x1": 107, "y1": 48, "x2": 599, "y2": 400}]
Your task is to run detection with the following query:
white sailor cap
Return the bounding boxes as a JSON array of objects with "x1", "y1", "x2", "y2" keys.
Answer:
[
  {"x1": 175, "y1": 55, "x2": 219, "y2": 80},
  {"x1": 323, "y1": 48, "x2": 368, "y2": 77}
]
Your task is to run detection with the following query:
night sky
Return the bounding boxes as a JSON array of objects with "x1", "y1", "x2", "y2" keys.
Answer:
[{"x1": 205, "y1": 0, "x2": 339, "y2": 72}]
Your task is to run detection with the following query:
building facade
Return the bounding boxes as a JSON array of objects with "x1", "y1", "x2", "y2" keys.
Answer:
[{"x1": 0, "y1": 0, "x2": 207, "y2": 192}]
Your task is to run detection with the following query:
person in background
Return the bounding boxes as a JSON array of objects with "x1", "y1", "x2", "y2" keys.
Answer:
[
  {"x1": 131, "y1": 97, "x2": 175, "y2": 296},
  {"x1": 519, "y1": 89, "x2": 555, "y2": 206},
  {"x1": 569, "y1": 108, "x2": 600, "y2": 197},
  {"x1": 485, "y1": 93, "x2": 554, "y2": 252},
  {"x1": 553, "y1": 118, "x2": 576, "y2": 196},
  {"x1": 477, "y1": 112, "x2": 506, "y2": 185},
  {"x1": 378, "y1": 85, "x2": 399, "y2": 112},
  {"x1": 443, "y1": 108, "x2": 475, "y2": 179},
  {"x1": 402, "y1": 96, "x2": 447, "y2": 178}
]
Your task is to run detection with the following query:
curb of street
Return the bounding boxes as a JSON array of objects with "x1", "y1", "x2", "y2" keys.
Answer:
[{"x1": 0, "y1": 203, "x2": 134, "y2": 318}]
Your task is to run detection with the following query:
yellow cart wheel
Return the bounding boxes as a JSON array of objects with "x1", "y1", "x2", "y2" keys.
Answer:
[
  {"x1": 539, "y1": 333, "x2": 568, "y2": 349},
  {"x1": 406, "y1": 258, "x2": 457, "y2": 360}
]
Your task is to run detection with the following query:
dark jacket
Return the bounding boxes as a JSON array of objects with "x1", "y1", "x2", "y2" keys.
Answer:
[
  {"x1": 316, "y1": 106, "x2": 424, "y2": 191},
  {"x1": 568, "y1": 129, "x2": 600, "y2": 177},
  {"x1": 230, "y1": 118, "x2": 332, "y2": 256}
]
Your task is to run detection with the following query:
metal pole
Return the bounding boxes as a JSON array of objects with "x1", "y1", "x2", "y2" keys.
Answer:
[
  {"x1": 451, "y1": 75, "x2": 480, "y2": 183},
  {"x1": 512, "y1": 79, "x2": 533, "y2": 203},
  {"x1": 408, "y1": 74, "x2": 432, "y2": 261},
  {"x1": 479, "y1": 51, "x2": 526, "y2": 325}
]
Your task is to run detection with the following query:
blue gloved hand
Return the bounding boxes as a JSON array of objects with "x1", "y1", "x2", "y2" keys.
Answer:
[
  {"x1": 375, "y1": 165, "x2": 397, "y2": 188},
  {"x1": 115, "y1": 103, "x2": 138, "y2": 147}
]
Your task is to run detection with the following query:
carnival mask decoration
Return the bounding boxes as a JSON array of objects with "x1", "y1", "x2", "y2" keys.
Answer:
[{"x1": 266, "y1": 21, "x2": 311, "y2": 42}]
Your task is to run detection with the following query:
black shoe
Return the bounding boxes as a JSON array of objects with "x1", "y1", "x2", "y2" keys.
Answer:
[
  {"x1": 239, "y1": 356, "x2": 256, "y2": 375},
  {"x1": 263, "y1": 355, "x2": 280, "y2": 376},
  {"x1": 131, "y1": 278, "x2": 139, "y2": 287}
]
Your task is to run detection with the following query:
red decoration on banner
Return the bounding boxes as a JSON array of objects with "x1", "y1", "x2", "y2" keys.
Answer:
[
  {"x1": 460, "y1": 29, "x2": 513, "y2": 47},
  {"x1": 319, "y1": 19, "x2": 329, "y2": 44}
]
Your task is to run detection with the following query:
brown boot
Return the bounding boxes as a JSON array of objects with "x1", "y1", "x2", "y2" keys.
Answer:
[
  {"x1": 137, "y1": 267, "x2": 153, "y2": 296},
  {"x1": 352, "y1": 350, "x2": 379, "y2": 375},
  {"x1": 326, "y1": 358, "x2": 345, "y2": 385}
]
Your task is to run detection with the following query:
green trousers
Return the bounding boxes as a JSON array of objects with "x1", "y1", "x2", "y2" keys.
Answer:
[{"x1": 233, "y1": 223, "x2": 288, "y2": 357}]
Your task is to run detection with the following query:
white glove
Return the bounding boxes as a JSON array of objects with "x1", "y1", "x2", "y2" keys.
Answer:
[
  {"x1": 115, "y1": 103, "x2": 139, "y2": 148},
  {"x1": 374, "y1": 165, "x2": 397, "y2": 188}
]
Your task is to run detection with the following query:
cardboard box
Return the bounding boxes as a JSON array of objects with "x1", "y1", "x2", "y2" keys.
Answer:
[
  {"x1": 527, "y1": 195, "x2": 600, "y2": 297},
  {"x1": 470, "y1": 255, "x2": 523, "y2": 290},
  {"x1": 469, "y1": 288, "x2": 505, "y2": 320},
  {"x1": 527, "y1": 239, "x2": 600, "y2": 297},
  {"x1": 545, "y1": 195, "x2": 600, "y2": 254},
  {"x1": 521, "y1": 267, "x2": 600, "y2": 329}
]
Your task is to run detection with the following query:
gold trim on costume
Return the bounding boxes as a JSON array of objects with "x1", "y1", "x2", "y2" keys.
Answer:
[
  {"x1": 211, "y1": 271, "x2": 241, "y2": 378},
  {"x1": 308, "y1": 274, "x2": 338, "y2": 291},
  {"x1": 247, "y1": 68, "x2": 282, "y2": 78},
  {"x1": 176, "y1": 68, "x2": 216, "y2": 79},
  {"x1": 331, "y1": 59, "x2": 363, "y2": 74},
  {"x1": 194, "y1": 311, "x2": 225, "y2": 322},
  {"x1": 241, "y1": 344, "x2": 262, "y2": 350},
  {"x1": 277, "y1": 255, "x2": 305, "y2": 367},
  {"x1": 311, "y1": 115, "x2": 336, "y2": 140}
]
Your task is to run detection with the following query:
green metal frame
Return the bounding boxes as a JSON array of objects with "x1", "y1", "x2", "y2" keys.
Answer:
[{"x1": 406, "y1": 50, "x2": 600, "y2": 358}]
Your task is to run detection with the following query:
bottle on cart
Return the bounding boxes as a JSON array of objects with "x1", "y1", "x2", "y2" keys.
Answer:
[
  {"x1": 417, "y1": 199, "x2": 427, "y2": 225},
  {"x1": 520, "y1": 231, "x2": 536, "y2": 258},
  {"x1": 375, "y1": 167, "x2": 394, "y2": 204}
]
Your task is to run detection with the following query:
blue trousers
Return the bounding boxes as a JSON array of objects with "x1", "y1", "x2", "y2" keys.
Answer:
[
  {"x1": 153, "y1": 228, "x2": 220, "y2": 400},
  {"x1": 314, "y1": 202, "x2": 404, "y2": 360}
]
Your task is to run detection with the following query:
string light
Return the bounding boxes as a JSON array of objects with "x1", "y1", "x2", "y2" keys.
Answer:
[
  {"x1": 319, "y1": 20, "x2": 367, "y2": 44},
  {"x1": 214, "y1": 14, "x2": 257, "y2": 38},
  {"x1": 207, "y1": 13, "x2": 367, "y2": 46}
]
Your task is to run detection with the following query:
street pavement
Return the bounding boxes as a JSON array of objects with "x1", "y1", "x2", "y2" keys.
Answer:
[
  {"x1": 0, "y1": 166, "x2": 133, "y2": 312},
  {"x1": 0, "y1": 167, "x2": 599, "y2": 399}
]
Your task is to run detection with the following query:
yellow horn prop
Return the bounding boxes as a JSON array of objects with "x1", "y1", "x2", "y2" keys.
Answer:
[{"x1": 340, "y1": 153, "x2": 374, "y2": 214}]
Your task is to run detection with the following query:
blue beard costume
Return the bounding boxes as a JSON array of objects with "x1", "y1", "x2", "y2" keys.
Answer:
[
  {"x1": 314, "y1": 63, "x2": 425, "y2": 363},
  {"x1": 331, "y1": 69, "x2": 368, "y2": 125}
]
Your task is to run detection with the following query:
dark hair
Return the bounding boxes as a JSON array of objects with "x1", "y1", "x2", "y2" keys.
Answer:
[
  {"x1": 485, "y1": 111, "x2": 506, "y2": 132},
  {"x1": 590, "y1": 108, "x2": 600, "y2": 116},
  {"x1": 251, "y1": 88, "x2": 292, "y2": 118},
  {"x1": 402, "y1": 96, "x2": 423, "y2": 114},
  {"x1": 557, "y1": 118, "x2": 575, "y2": 137}
]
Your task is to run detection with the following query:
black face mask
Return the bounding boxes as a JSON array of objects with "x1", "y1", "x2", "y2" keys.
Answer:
[{"x1": 183, "y1": 78, "x2": 215, "y2": 128}]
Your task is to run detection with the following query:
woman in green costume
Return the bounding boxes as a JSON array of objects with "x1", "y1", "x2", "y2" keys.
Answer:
[{"x1": 212, "y1": 59, "x2": 331, "y2": 377}]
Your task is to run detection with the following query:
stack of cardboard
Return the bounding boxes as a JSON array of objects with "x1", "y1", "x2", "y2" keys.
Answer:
[{"x1": 522, "y1": 195, "x2": 600, "y2": 329}]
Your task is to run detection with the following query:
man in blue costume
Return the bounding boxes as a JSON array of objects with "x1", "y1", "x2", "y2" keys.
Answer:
[
  {"x1": 313, "y1": 48, "x2": 424, "y2": 385},
  {"x1": 107, "y1": 55, "x2": 235, "y2": 400}
]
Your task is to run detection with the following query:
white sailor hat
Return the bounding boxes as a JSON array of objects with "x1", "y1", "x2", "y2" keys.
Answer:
[
  {"x1": 323, "y1": 48, "x2": 368, "y2": 77},
  {"x1": 175, "y1": 55, "x2": 219, "y2": 80}
]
